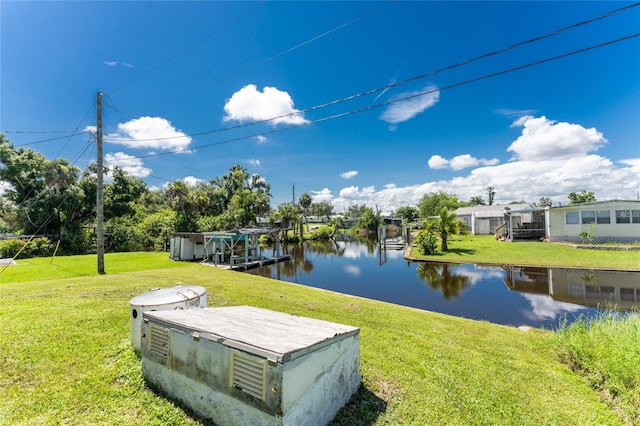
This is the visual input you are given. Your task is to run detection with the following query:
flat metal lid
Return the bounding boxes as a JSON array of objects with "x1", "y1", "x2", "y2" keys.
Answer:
[
  {"x1": 144, "y1": 306, "x2": 359, "y2": 362},
  {"x1": 130, "y1": 284, "x2": 206, "y2": 306}
]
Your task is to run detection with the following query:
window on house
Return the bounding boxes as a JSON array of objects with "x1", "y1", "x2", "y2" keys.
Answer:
[
  {"x1": 596, "y1": 210, "x2": 610, "y2": 224},
  {"x1": 616, "y1": 210, "x2": 640, "y2": 224},
  {"x1": 581, "y1": 211, "x2": 596, "y2": 224},
  {"x1": 616, "y1": 210, "x2": 631, "y2": 224},
  {"x1": 620, "y1": 288, "x2": 636, "y2": 302},
  {"x1": 565, "y1": 211, "x2": 579, "y2": 224}
]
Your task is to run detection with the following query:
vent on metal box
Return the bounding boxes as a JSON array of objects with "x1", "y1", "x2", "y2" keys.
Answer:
[
  {"x1": 230, "y1": 351, "x2": 266, "y2": 400},
  {"x1": 149, "y1": 325, "x2": 170, "y2": 357}
]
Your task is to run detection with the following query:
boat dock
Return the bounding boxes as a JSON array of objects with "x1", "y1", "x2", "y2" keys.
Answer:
[{"x1": 204, "y1": 254, "x2": 291, "y2": 271}]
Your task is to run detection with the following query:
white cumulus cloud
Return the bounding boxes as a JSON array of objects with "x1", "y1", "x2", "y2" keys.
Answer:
[
  {"x1": 248, "y1": 159, "x2": 261, "y2": 166},
  {"x1": 223, "y1": 84, "x2": 308, "y2": 126},
  {"x1": 429, "y1": 154, "x2": 500, "y2": 171},
  {"x1": 104, "y1": 152, "x2": 151, "y2": 178},
  {"x1": 379, "y1": 84, "x2": 440, "y2": 125},
  {"x1": 340, "y1": 170, "x2": 358, "y2": 179},
  {"x1": 311, "y1": 188, "x2": 333, "y2": 203},
  {"x1": 182, "y1": 176, "x2": 204, "y2": 187},
  {"x1": 507, "y1": 115, "x2": 607, "y2": 161},
  {"x1": 312, "y1": 116, "x2": 638, "y2": 214},
  {"x1": 339, "y1": 185, "x2": 375, "y2": 200},
  {"x1": 105, "y1": 116, "x2": 192, "y2": 152}
]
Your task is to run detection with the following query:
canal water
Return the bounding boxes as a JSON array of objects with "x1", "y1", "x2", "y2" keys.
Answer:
[{"x1": 247, "y1": 240, "x2": 640, "y2": 329}]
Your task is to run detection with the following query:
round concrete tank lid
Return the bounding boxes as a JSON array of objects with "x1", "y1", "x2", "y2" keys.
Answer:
[{"x1": 130, "y1": 284, "x2": 207, "y2": 306}]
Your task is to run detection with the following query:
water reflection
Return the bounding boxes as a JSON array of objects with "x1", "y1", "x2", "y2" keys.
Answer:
[
  {"x1": 416, "y1": 263, "x2": 471, "y2": 299},
  {"x1": 247, "y1": 240, "x2": 639, "y2": 328},
  {"x1": 504, "y1": 266, "x2": 640, "y2": 311}
]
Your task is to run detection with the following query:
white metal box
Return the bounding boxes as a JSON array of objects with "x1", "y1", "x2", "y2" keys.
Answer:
[
  {"x1": 129, "y1": 284, "x2": 207, "y2": 351},
  {"x1": 140, "y1": 306, "x2": 360, "y2": 426}
]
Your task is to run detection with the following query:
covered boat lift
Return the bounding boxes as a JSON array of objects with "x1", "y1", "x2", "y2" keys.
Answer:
[{"x1": 170, "y1": 228, "x2": 289, "y2": 270}]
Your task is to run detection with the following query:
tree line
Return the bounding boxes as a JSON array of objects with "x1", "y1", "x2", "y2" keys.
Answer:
[
  {"x1": 0, "y1": 134, "x2": 373, "y2": 255},
  {"x1": 0, "y1": 135, "x2": 319, "y2": 254},
  {"x1": 0, "y1": 133, "x2": 597, "y2": 256}
]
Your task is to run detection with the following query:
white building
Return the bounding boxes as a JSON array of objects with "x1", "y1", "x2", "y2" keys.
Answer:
[
  {"x1": 544, "y1": 200, "x2": 640, "y2": 244},
  {"x1": 454, "y1": 204, "x2": 531, "y2": 235}
]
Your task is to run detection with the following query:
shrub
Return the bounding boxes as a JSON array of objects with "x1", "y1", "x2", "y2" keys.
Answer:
[
  {"x1": 415, "y1": 230, "x2": 438, "y2": 255},
  {"x1": 0, "y1": 238, "x2": 25, "y2": 258},
  {"x1": 0, "y1": 237, "x2": 54, "y2": 259},
  {"x1": 310, "y1": 225, "x2": 333, "y2": 241}
]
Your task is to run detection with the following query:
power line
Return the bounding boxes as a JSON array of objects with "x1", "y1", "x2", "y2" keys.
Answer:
[
  {"x1": 4, "y1": 2, "x2": 634, "y2": 145},
  {"x1": 10, "y1": 132, "x2": 91, "y2": 147},
  {"x1": 102, "y1": 3, "x2": 639, "y2": 145},
  {"x1": 120, "y1": 33, "x2": 639, "y2": 161},
  {"x1": 108, "y1": 1, "x2": 267, "y2": 95},
  {"x1": 2, "y1": 130, "x2": 83, "y2": 134},
  {"x1": 152, "y1": 0, "x2": 398, "y2": 110},
  {"x1": 54, "y1": 102, "x2": 96, "y2": 159}
]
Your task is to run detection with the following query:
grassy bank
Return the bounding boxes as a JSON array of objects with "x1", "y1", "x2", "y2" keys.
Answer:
[
  {"x1": 0, "y1": 251, "x2": 191, "y2": 284},
  {"x1": 408, "y1": 235, "x2": 640, "y2": 271},
  {"x1": 556, "y1": 312, "x2": 640, "y2": 424},
  {"x1": 1, "y1": 254, "x2": 635, "y2": 425}
]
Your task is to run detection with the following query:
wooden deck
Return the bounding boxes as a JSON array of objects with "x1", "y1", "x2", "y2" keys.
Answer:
[{"x1": 205, "y1": 254, "x2": 291, "y2": 271}]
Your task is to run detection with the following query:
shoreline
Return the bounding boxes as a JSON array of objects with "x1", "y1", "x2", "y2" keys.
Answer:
[{"x1": 402, "y1": 241, "x2": 640, "y2": 272}]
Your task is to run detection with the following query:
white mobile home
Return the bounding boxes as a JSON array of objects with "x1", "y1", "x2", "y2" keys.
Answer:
[
  {"x1": 455, "y1": 204, "x2": 530, "y2": 235},
  {"x1": 545, "y1": 200, "x2": 640, "y2": 244}
]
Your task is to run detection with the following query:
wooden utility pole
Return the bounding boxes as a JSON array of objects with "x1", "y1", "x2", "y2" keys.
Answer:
[{"x1": 96, "y1": 92, "x2": 105, "y2": 274}]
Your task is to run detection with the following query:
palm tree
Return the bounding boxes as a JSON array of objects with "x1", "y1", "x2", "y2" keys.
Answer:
[
  {"x1": 416, "y1": 263, "x2": 471, "y2": 299},
  {"x1": 435, "y1": 207, "x2": 465, "y2": 252},
  {"x1": 469, "y1": 195, "x2": 486, "y2": 206},
  {"x1": 299, "y1": 192, "x2": 312, "y2": 231}
]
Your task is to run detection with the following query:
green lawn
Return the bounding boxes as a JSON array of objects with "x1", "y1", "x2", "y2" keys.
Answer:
[
  {"x1": 408, "y1": 235, "x2": 640, "y2": 271},
  {"x1": 0, "y1": 251, "x2": 189, "y2": 284},
  {"x1": 1, "y1": 253, "x2": 635, "y2": 425}
]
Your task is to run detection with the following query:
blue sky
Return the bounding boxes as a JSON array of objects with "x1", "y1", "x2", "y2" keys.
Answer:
[{"x1": 2, "y1": 1, "x2": 639, "y2": 213}]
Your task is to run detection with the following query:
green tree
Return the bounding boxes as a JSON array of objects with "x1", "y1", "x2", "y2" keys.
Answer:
[
  {"x1": 533, "y1": 197, "x2": 553, "y2": 208},
  {"x1": 486, "y1": 186, "x2": 496, "y2": 206},
  {"x1": 346, "y1": 203, "x2": 369, "y2": 218},
  {"x1": 469, "y1": 196, "x2": 486, "y2": 206},
  {"x1": 329, "y1": 216, "x2": 345, "y2": 238},
  {"x1": 271, "y1": 203, "x2": 302, "y2": 242},
  {"x1": 0, "y1": 135, "x2": 88, "y2": 248},
  {"x1": 418, "y1": 191, "x2": 462, "y2": 219},
  {"x1": 568, "y1": 190, "x2": 596, "y2": 204},
  {"x1": 395, "y1": 205, "x2": 418, "y2": 223},
  {"x1": 416, "y1": 263, "x2": 471, "y2": 299},
  {"x1": 356, "y1": 206, "x2": 381, "y2": 233},
  {"x1": 104, "y1": 167, "x2": 148, "y2": 220},
  {"x1": 425, "y1": 207, "x2": 466, "y2": 252},
  {"x1": 299, "y1": 192, "x2": 312, "y2": 231},
  {"x1": 310, "y1": 201, "x2": 333, "y2": 218},
  {"x1": 137, "y1": 209, "x2": 176, "y2": 250}
]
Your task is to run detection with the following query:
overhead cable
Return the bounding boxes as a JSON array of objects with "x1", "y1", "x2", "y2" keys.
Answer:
[
  {"x1": 121, "y1": 32, "x2": 639, "y2": 161},
  {"x1": 108, "y1": 1, "x2": 267, "y2": 94},
  {"x1": 105, "y1": 0, "x2": 639, "y2": 145},
  {"x1": 152, "y1": 0, "x2": 398, "y2": 110}
]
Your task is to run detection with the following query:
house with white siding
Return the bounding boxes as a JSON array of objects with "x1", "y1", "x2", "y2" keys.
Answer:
[
  {"x1": 454, "y1": 204, "x2": 531, "y2": 235},
  {"x1": 544, "y1": 200, "x2": 640, "y2": 244}
]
